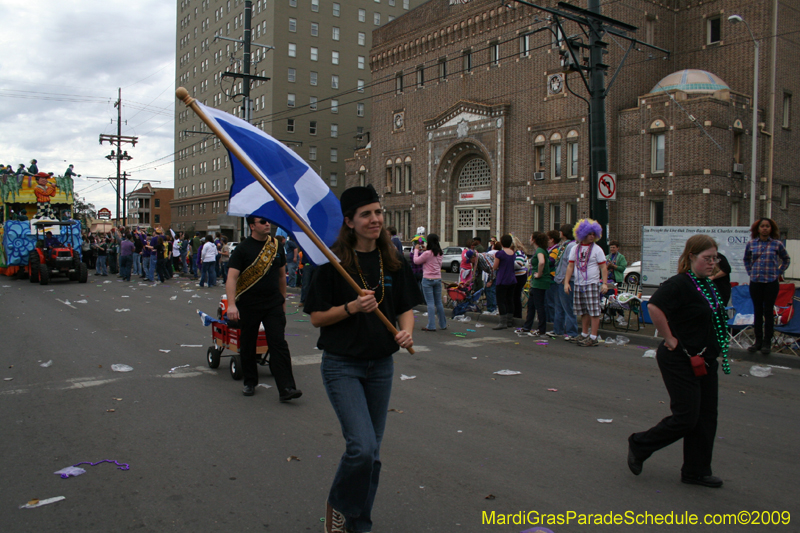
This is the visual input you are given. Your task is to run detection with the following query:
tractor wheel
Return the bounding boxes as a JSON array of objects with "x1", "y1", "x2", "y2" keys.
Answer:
[
  {"x1": 207, "y1": 346, "x2": 221, "y2": 369},
  {"x1": 29, "y1": 252, "x2": 40, "y2": 283},
  {"x1": 78, "y1": 263, "x2": 88, "y2": 283},
  {"x1": 39, "y1": 264, "x2": 50, "y2": 285}
]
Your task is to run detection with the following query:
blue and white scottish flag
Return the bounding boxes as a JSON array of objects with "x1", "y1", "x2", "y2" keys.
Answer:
[{"x1": 197, "y1": 102, "x2": 342, "y2": 265}]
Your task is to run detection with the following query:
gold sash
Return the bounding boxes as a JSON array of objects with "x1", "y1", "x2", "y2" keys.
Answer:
[{"x1": 235, "y1": 236, "x2": 279, "y2": 301}]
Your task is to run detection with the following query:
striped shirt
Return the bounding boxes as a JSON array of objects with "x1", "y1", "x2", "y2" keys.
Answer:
[{"x1": 743, "y1": 238, "x2": 790, "y2": 283}]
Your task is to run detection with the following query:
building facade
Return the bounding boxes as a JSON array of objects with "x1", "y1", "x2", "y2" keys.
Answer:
[
  {"x1": 126, "y1": 184, "x2": 174, "y2": 230},
  {"x1": 172, "y1": 0, "x2": 423, "y2": 239},
  {"x1": 346, "y1": 0, "x2": 799, "y2": 260}
]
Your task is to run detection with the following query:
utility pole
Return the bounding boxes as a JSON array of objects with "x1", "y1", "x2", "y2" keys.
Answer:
[
  {"x1": 100, "y1": 88, "x2": 137, "y2": 224},
  {"x1": 512, "y1": 1, "x2": 669, "y2": 249}
]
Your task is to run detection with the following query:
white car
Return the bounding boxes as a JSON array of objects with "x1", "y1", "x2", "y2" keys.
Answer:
[
  {"x1": 623, "y1": 261, "x2": 641, "y2": 285},
  {"x1": 441, "y1": 246, "x2": 465, "y2": 273}
]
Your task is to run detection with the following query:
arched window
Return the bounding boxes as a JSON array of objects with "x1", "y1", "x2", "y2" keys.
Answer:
[
  {"x1": 457, "y1": 157, "x2": 491, "y2": 190},
  {"x1": 404, "y1": 156, "x2": 412, "y2": 192}
]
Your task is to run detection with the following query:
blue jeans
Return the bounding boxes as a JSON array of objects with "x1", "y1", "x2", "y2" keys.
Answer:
[
  {"x1": 485, "y1": 283, "x2": 497, "y2": 312},
  {"x1": 321, "y1": 353, "x2": 393, "y2": 533},
  {"x1": 221, "y1": 261, "x2": 229, "y2": 283},
  {"x1": 546, "y1": 283, "x2": 558, "y2": 328},
  {"x1": 286, "y1": 261, "x2": 298, "y2": 287},
  {"x1": 96, "y1": 256, "x2": 107, "y2": 276},
  {"x1": 120, "y1": 255, "x2": 132, "y2": 281},
  {"x1": 200, "y1": 261, "x2": 216, "y2": 287},
  {"x1": 180, "y1": 251, "x2": 188, "y2": 273},
  {"x1": 132, "y1": 252, "x2": 141, "y2": 275},
  {"x1": 421, "y1": 278, "x2": 447, "y2": 330},
  {"x1": 147, "y1": 254, "x2": 157, "y2": 282},
  {"x1": 555, "y1": 282, "x2": 579, "y2": 337}
]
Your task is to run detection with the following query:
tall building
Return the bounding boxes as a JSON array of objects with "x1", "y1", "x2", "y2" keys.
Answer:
[
  {"x1": 172, "y1": 0, "x2": 421, "y2": 240},
  {"x1": 346, "y1": 0, "x2": 800, "y2": 259}
]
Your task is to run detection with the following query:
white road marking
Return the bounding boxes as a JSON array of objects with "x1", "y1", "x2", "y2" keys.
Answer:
[
  {"x1": 61, "y1": 377, "x2": 121, "y2": 390},
  {"x1": 292, "y1": 354, "x2": 322, "y2": 366},
  {"x1": 442, "y1": 336, "x2": 517, "y2": 348}
]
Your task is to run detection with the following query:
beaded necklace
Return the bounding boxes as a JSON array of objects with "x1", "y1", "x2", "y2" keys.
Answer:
[
  {"x1": 576, "y1": 242, "x2": 594, "y2": 285},
  {"x1": 355, "y1": 250, "x2": 385, "y2": 305},
  {"x1": 686, "y1": 271, "x2": 731, "y2": 374}
]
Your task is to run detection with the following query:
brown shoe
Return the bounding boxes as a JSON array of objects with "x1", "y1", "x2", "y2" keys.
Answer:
[{"x1": 325, "y1": 502, "x2": 346, "y2": 533}]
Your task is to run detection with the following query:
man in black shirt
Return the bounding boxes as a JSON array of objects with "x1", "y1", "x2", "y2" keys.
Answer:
[{"x1": 226, "y1": 216, "x2": 301, "y2": 401}]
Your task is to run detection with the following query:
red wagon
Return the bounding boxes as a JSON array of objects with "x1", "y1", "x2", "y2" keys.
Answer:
[{"x1": 206, "y1": 299, "x2": 270, "y2": 380}]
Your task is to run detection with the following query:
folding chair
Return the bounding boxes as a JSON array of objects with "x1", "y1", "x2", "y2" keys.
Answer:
[
  {"x1": 727, "y1": 285, "x2": 755, "y2": 349},
  {"x1": 773, "y1": 297, "x2": 800, "y2": 356}
]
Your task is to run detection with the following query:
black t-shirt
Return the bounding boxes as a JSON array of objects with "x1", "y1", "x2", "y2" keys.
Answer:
[
  {"x1": 649, "y1": 273, "x2": 724, "y2": 358},
  {"x1": 303, "y1": 248, "x2": 422, "y2": 360},
  {"x1": 134, "y1": 236, "x2": 144, "y2": 254},
  {"x1": 712, "y1": 253, "x2": 732, "y2": 306},
  {"x1": 228, "y1": 236, "x2": 287, "y2": 310}
]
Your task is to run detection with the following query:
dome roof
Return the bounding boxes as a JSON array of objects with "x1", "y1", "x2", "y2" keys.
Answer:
[{"x1": 651, "y1": 69, "x2": 729, "y2": 94}]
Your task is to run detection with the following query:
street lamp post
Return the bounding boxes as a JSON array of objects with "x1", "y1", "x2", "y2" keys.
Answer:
[{"x1": 729, "y1": 14, "x2": 760, "y2": 225}]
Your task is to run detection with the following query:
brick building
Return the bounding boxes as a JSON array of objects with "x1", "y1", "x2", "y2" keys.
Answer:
[
  {"x1": 345, "y1": 0, "x2": 799, "y2": 260},
  {"x1": 126, "y1": 184, "x2": 174, "y2": 230}
]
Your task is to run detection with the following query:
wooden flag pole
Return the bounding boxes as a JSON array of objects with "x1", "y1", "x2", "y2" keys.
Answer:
[{"x1": 176, "y1": 87, "x2": 413, "y2": 353}]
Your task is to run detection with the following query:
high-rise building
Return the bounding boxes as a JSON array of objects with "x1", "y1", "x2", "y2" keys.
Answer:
[{"x1": 172, "y1": 0, "x2": 421, "y2": 239}]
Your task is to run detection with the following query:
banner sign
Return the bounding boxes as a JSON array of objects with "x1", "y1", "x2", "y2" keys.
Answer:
[
  {"x1": 641, "y1": 226, "x2": 751, "y2": 286},
  {"x1": 458, "y1": 190, "x2": 491, "y2": 202}
]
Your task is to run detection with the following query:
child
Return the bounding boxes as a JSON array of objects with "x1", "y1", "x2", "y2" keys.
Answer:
[{"x1": 563, "y1": 219, "x2": 608, "y2": 347}]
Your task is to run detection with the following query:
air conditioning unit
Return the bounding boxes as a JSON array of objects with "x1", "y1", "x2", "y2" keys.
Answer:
[
  {"x1": 533, "y1": 172, "x2": 545, "y2": 181},
  {"x1": 733, "y1": 163, "x2": 744, "y2": 174}
]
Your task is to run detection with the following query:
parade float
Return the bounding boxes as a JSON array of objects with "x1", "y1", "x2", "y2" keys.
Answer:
[{"x1": 0, "y1": 163, "x2": 83, "y2": 277}]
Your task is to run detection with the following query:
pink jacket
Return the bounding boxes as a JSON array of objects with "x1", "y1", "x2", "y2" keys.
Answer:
[{"x1": 412, "y1": 249, "x2": 443, "y2": 279}]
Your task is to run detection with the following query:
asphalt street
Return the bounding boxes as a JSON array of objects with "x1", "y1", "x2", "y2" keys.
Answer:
[{"x1": 1, "y1": 272, "x2": 798, "y2": 532}]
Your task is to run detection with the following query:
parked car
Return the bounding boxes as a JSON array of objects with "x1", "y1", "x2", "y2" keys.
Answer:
[
  {"x1": 441, "y1": 246, "x2": 465, "y2": 273},
  {"x1": 623, "y1": 261, "x2": 641, "y2": 285}
]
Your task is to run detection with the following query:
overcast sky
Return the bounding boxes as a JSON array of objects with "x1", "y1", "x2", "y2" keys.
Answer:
[{"x1": 0, "y1": 0, "x2": 177, "y2": 218}]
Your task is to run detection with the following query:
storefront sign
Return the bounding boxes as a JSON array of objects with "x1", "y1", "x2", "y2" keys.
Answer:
[{"x1": 458, "y1": 190, "x2": 491, "y2": 202}]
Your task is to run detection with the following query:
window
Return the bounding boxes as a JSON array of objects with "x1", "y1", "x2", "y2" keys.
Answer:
[
  {"x1": 331, "y1": 99, "x2": 338, "y2": 113},
  {"x1": 534, "y1": 205, "x2": 544, "y2": 232},
  {"x1": 645, "y1": 17, "x2": 655, "y2": 45},
  {"x1": 332, "y1": 51, "x2": 339, "y2": 64},
  {"x1": 357, "y1": 79, "x2": 365, "y2": 92},
  {"x1": 288, "y1": 68, "x2": 296, "y2": 82},
  {"x1": 707, "y1": 16, "x2": 721, "y2": 45},
  {"x1": 310, "y1": 22, "x2": 318, "y2": 36},
  {"x1": 288, "y1": 43, "x2": 296, "y2": 57},
  {"x1": 310, "y1": 121, "x2": 317, "y2": 135},
  {"x1": 404, "y1": 161, "x2": 411, "y2": 192},
  {"x1": 330, "y1": 148, "x2": 338, "y2": 162},
  {"x1": 154, "y1": 214, "x2": 160, "y2": 223},
  {"x1": 551, "y1": 144, "x2": 562, "y2": 178},
  {"x1": 490, "y1": 41, "x2": 500, "y2": 66},
  {"x1": 331, "y1": 124, "x2": 338, "y2": 137},
  {"x1": 781, "y1": 185, "x2": 789, "y2": 210},
  {"x1": 289, "y1": 0, "x2": 296, "y2": 6},
  {"x1": 733, "y1": 131, "x2": 742, "y2": 163},
  {"x1": 287, "y1": 93, "x2": 295, "y2": 107},
  {"x1": 331, "y1": 74, "x2": 339, "y2": 88},
  {"x1": 329, "y1": 172, "x2": 338, "y2": 187},
  {"x1": 310, "y1": 96, "x2": 317, "y2": 110},
  {"x1": 309, "y1": 146, "x2": 317, "y2": 160},
  {"x1": 311, "y1": 0, "x2": 319, "y2": 12},
  {"x1": 395, "y1": 165, "x2": 402, "y2": 193},
  {"x1": 395, "y1": 72, "x2": 403, "y2": 94},
  {"x1": 154, "y1": 198, "x2": 161, "y2": 208},
  {"x1": 651, "y1": 133, "x2": 665, "y2": 172},
  {"x1": 438, "y1": 58, "x2": 447, "y2": 79},
  {"x1": 358, "y1": 32, "x2": 366, "y2": 46},
  {"x1": 520, "y1": 33, "x2": 532, "y2": 57},
  {"x1": 731, "y1": 201, "x2": 739, "y2": 225},
  {"x1": 550, "y1": 204, "x2": 561, "y2": 230},
  {"x1": 783, "y1": 92, "x2": 792, "y2": 128},
  {"x1": 650, "y1": 200, "x2": 664, "y2": 226},
  {"x1": 332, "y1": 27, "x2": 340, "y2": 40},
  {"x1": 357, "y1": 102, "x2": 364, "y2": 116},
  {"x1": 551, "y1": 25, "x2": 564, "y2": 48},
  {"x1": 333, "y1": 2, "x2": 340, "y2": 16},
  {"x1": 358, "y1": 8, "x2": 366, "y2": 22},
  {"x1": 403, "y1": 0, "x2": 409, "y2": 9},
  {"x1": 568, "y1": 142, "x2": 578, "y2": 177},
  {"x1": 566, "y1": 202, "x2": 578, "y2": 226},
  {"x1": 374, "y1": 12, "x2": 381, "y2": 25},
  {"x1": 534, "y1": 145, "x2": 545, "y2": 172},
  {"x1": 463, "y1": 50, "x2": 472, "y2": 73},
  {"x1": 310, "y1": 71, "x2": 317, "y2": 85},
  {"x1": 289, "y1": 18, "x2": 296, "y2": 32},
  {"x1": 358, "y1": 56, "x2": 365, "y2": 69},
  {"x1": 287, "y1": 119, "x2": 295, "y2": 132},
  {"x1": 310, "y1": 46, "x2": 318, "y2": 61},
  {"x1": 416, "y1": 66, "x2": 425, "y2": 87}
]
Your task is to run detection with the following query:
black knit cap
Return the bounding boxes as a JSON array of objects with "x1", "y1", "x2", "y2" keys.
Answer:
[{"x1": 340, "y1": 184, "x2": 380, "y2": 216}]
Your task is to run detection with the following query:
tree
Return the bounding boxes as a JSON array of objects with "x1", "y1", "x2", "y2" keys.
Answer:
[{"x1": 72, "y1": 196, "x2": 97, "y2": 229}]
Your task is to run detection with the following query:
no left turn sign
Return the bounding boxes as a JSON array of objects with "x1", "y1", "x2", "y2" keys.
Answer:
[{"x1": 597, "y1": 172, "x2": 617, "y2": 201}]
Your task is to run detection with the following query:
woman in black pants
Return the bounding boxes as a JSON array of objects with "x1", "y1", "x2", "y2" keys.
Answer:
[
  {"x1": 627, "y1": 235, "x2": 730, "y2": 488},
  {"x1": 743, "y1": 218, "x2": 791, "y2": 355},
  {"x1": 492, "y1": 235, "x2": 518, "y2": 330}
]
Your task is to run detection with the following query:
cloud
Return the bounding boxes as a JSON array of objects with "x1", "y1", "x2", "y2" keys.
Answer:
[{"x1": 0, "y1": 0, "x2": 177, "y2": 216}]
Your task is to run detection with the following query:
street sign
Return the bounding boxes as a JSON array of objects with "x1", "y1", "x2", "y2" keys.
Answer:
[
  {"x1": 597, "y1": 172, "x2": 616, "y2": 200},
  {"x1": 98, "y1": 208, "x2": 112, "y2": 220}
]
